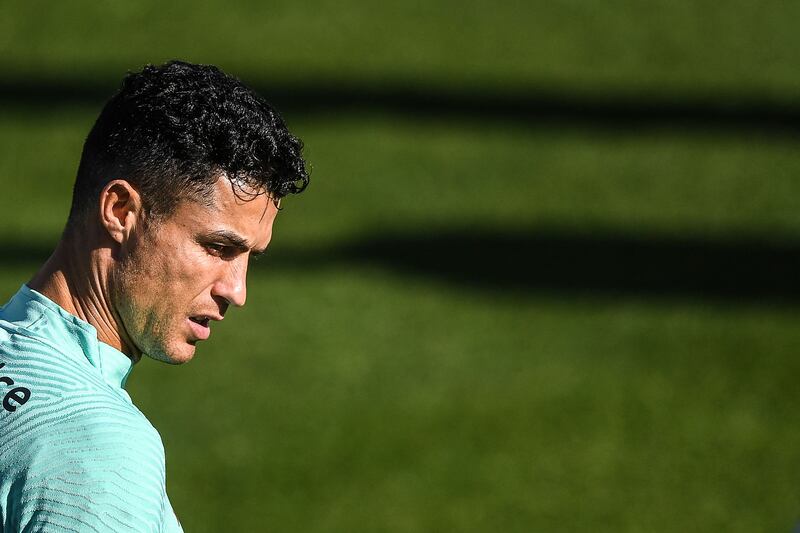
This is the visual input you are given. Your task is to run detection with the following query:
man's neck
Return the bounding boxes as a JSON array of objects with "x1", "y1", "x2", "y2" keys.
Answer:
[{"x1": 28, "y1": 237, "x2": 139, "y2": 362}]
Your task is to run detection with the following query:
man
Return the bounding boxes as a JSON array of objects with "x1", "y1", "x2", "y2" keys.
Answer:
[{"x1": 0, "y1": 60, "x2": 308, "y2": 531}]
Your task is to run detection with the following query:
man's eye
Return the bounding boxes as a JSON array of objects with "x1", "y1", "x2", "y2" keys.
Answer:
[{"x1": 206, "y1": 244, "x2": 230, "y2": 256}]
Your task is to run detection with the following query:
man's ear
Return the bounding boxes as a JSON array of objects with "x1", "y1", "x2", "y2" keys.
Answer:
[{"x1": 98, "y1": 180, "x2": 142, "y2": 244}]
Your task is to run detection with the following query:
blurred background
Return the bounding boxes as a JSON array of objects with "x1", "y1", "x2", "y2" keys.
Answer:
[{"x1": 2, "y1": 1, "x2": 800, "y2": 530}]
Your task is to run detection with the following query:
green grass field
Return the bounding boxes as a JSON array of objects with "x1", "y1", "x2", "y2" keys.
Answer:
[{"x1": 2, "y1": 1, "x2": 800, "y2": 531}]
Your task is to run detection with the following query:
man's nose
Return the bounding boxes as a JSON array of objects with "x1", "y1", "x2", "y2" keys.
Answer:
[{"x1": 212, "y1": 256, "x2": 248, "y2": 308}]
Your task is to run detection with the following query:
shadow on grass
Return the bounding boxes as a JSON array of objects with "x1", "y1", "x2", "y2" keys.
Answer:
[
  {"x1": 291, "y1": 228, "x2": 800, "y2": 305},
  {"x1": 4, "y1": 227, "x2": 799, "y2": 305},
  {"x1": 1, "y1": 75, "x2": 800, "y2": 135}
]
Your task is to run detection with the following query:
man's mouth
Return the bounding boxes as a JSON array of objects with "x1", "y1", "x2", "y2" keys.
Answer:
[{"x1": 188, "y1": 316, "x2": 212, "y2": 341}]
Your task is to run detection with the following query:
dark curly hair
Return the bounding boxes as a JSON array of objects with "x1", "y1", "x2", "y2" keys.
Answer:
[{"x1": 68, "y1": 60, "x2": 308, "y2": 225}]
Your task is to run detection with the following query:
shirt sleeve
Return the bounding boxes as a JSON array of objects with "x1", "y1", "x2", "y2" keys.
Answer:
[{"x1": 7, "y1": 410, "x2": 183, "y2": 533}]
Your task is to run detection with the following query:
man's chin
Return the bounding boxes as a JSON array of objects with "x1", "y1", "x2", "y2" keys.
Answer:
[{"x1": 144, "y1": 342, "x2": 196, "y2": 365}]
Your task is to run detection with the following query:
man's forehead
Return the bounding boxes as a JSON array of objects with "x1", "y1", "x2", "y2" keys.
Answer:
[
  {"x1": 187, "y1": 177, "x2": 271, "y2": 213},
  {"x1": 157, "y1": 175, "x2": 276, "y2": 229},
  {"x1": 178, "y1": 179, "x2": 277, "y2": 246}
]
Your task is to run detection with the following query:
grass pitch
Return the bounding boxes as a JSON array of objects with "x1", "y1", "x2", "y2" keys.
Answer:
[{"x1": 2, "y1": 1, "x2": 800, "y2": 530}]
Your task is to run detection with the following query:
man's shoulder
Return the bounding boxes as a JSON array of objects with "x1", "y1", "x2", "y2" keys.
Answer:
[
  {"x1": 0, "y1": 329, "x2": 173, "y2": 530},
  {"x1": 0, "y1": 327, "x2": 163, "y2": 470},
  {"x1": 0, "y1": 313, "x2": 79, "y2": 361},
  {"x1": 0, "y1": 318, "x2": 86, "y2": 392},
  {"x1": 0, "y1": 385, "x2": 164, "y2": 472},
  {"x1": 0, "y1": 323, "x2": 130, "y2": 403}
]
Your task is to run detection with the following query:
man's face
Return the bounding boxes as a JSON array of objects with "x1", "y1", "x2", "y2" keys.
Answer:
[{"x1": 113, "y1": 177, "x2": 278, "y2": 364}]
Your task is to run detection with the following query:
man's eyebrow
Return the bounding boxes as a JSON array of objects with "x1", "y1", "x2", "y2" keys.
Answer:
[
  {"x1": 204, "y1": 230, "x2": 251, "y2": 250},
  {"x1": 204, "y1": 230, "x2": 268, "y2": 256}
]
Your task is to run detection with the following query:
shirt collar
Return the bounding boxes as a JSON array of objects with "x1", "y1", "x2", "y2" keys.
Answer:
[{"x1": 2, "y1": 285, "x2": 133, "y2": 389}]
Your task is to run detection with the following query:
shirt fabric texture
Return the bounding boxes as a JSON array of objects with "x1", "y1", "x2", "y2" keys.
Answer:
[{"x1": 0, "y1": 285, "x2": 183, "y2": 532}]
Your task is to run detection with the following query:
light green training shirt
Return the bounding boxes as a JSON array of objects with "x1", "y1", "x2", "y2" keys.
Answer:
[{"x1": 0, "y1": 285, "x2": 183, "y2": 532}]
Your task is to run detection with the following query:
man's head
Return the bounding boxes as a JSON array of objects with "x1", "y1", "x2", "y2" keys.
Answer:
[
  {"x1": 69, "y1": 60, "x2": 307, "y2": 225},
  {"x1": 66, "y1": 60, "x2": 308, "y2": 364}
]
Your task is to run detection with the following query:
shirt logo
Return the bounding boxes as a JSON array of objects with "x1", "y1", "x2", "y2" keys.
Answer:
[{"x1": 0, "y1": 362, "x2": 31, "y2": 413}]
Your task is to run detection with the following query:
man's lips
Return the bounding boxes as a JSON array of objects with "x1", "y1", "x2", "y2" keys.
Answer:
[{"x1": 188, "y1": 315, "x2": 222, "y2": 341}]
